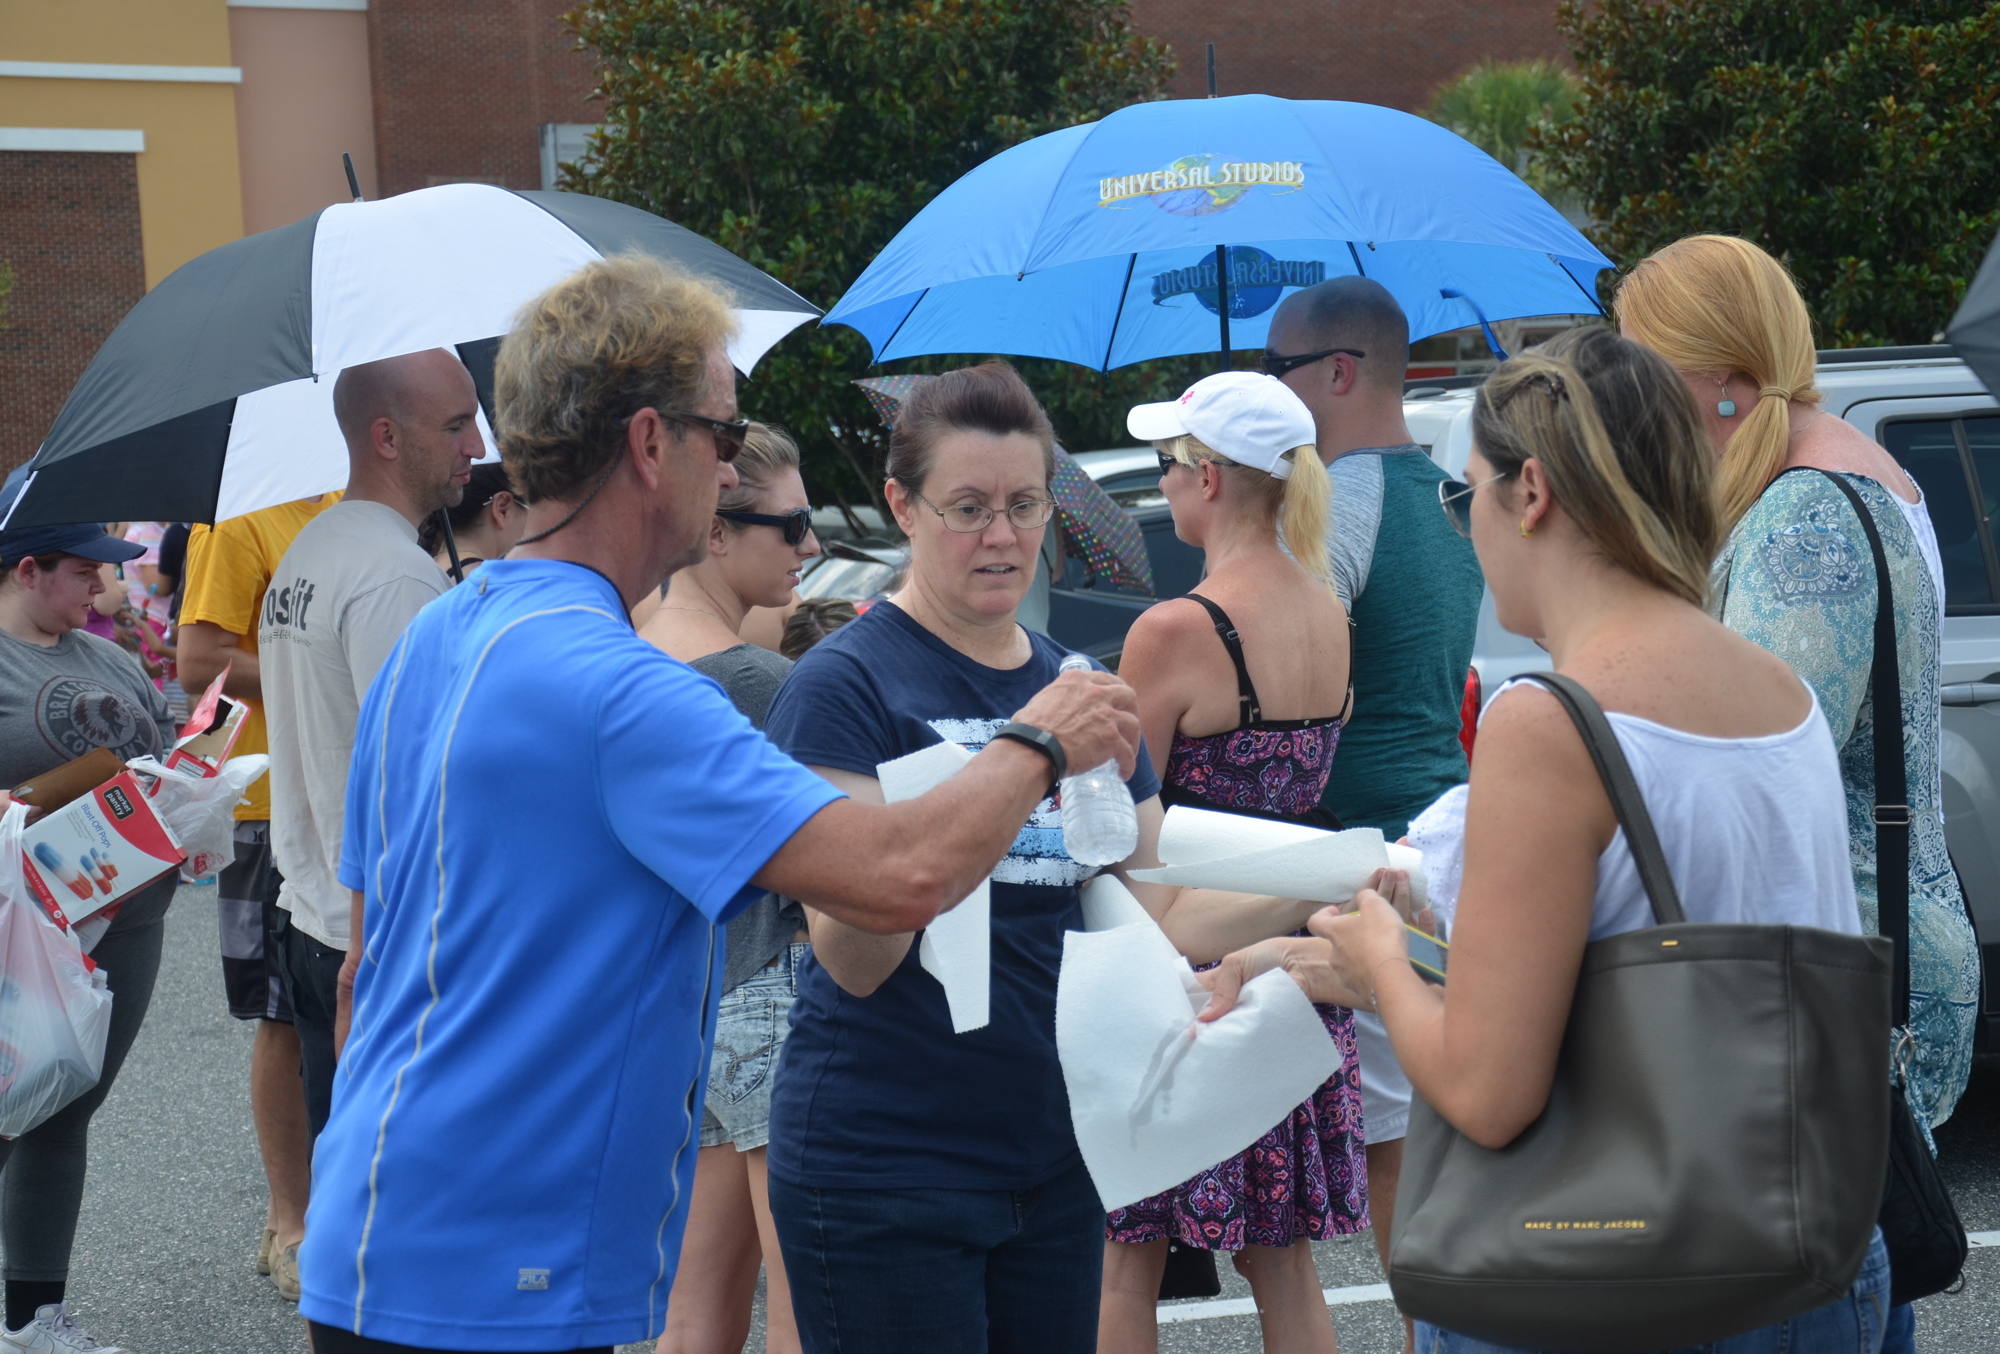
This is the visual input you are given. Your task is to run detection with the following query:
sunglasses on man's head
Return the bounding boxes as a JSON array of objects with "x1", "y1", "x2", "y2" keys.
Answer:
[
  {"x1": 717, "y1": 506, "x2": 816, "y2": 546},
  {"x1": 617, "y1": 408, "x2": 750, "y2": 462},
  {"x1": 1259, "y1": 347, "x2": 1366, "y2": 379}
]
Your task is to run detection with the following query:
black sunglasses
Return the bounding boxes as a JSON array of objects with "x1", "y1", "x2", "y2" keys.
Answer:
[
  {"x1": 1259, "y1": 346, "x2": 1366, "y2": 379},
  {"x1": 716, "y1": 507, "x2": 816, "y2": 546},
  {"x1": 1157, "y1": 450, "x2": 1181, "y2": 474},
  {"x1": 1437, "y1": 471, "x2": 1512, "y2": 538},
  {"x1": 617, "y1": 408, "x2": 750, "y2": 462}
]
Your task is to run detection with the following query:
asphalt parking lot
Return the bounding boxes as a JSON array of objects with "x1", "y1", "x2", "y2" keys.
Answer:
[{"x1": 34, "y1": 886, "x2": 2000, "y2": 1352}]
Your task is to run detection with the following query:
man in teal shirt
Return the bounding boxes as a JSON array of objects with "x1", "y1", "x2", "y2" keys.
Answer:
[
  {"x1": 1268, "y1": 277, "x2": 1483, "y2": 836},
  {"x1": 1267, "y1": 278, "x2": 1483, "y2": 1352}
]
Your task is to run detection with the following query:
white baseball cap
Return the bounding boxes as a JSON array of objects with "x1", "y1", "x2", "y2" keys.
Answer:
[{"x1": 1126, "y1": 371, "x2": 1317, "y2": 481}]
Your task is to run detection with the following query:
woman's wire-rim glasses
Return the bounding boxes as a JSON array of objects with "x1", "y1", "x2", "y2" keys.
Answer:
[
  {"x1": 1437, "y1": 470, "x2": 1512, "y2": 538},
  {"x1": 906, "y1": 489, "x2": 1057, "y2": 533},
  {"x1": 716, "y1": 506, "x2": 817, "y2": 546}
]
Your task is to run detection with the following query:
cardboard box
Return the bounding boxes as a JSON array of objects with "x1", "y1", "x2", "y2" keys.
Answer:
[
  {"x1": 165, "y1": 667, "x2": 247, "y2": 777},
  {"x1": 21, "y1": 771, "x2": 186, "y2": 928}
]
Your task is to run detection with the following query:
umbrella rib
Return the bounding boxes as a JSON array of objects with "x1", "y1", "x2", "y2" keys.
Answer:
[
  {"x1": 873, "y1": 288, "x2": 930, "y2": 364},
  {"x1": 1101, "y1": 255, "x2": 1139, "y2": 373},
  {"x1": 1552, "y1": 254, "x2": 1608, "y2": 316},
  {"x1": 1347, "y1": 242, "x2": 1366, "y2": 278}
]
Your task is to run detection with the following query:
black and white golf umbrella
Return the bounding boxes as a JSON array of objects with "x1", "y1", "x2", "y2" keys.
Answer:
[{"x1": 6, "y1": 184, "x2": 821, "y2": 529}]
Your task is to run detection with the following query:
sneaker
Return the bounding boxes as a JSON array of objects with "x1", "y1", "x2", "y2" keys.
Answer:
[
  {"x1": 256, "y1": 1226, "x2": 276, "y2": 1276},
  {"x1": 270, "y1": 1242, "x2": 301, "y2": 1302},
  {"x1": 0, "y1": 1303, "x2": 130, "y2": 1353}
]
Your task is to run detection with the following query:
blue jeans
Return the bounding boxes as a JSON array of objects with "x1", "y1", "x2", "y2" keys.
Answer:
[
  {"x1": 769, "y1": 1157, "x2": 1102, "y2": 1354},
  {"x1": 1415, "y1": 1228, "x2": 1891, "y2": 1354},
  {"x1": 700, "y1": 943, "x2": 806, "y2": 1150}
]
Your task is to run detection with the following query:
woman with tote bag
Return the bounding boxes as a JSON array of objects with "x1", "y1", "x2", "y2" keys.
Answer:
[{"x1": 1200, "y1": 327, "x2": 1893, "y2": 1354}]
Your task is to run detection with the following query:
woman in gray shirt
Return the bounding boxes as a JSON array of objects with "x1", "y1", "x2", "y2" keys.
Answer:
[
  {"x1": 636, "y1": 423, "x2": 821, "y2": 1354},
  {"x1": 0, "y1": 520, "x2": 177, "y2": 1354}
]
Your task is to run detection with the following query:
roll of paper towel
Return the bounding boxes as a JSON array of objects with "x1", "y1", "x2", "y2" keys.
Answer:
[
  {"x1": 1056, "y1": 921, "x2": 1341, "y2": 1211},
  {"x1": 1127, "y1": 805, "x2": 1427, "y2": 906},
  {"x1": 877, "y1": 739, "x2": 989, "y2": 1034}
]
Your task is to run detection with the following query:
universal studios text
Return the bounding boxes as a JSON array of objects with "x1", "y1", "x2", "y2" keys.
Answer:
[{"x1": 1098, "y1": 159, "x2": 1308, "y2": 205}]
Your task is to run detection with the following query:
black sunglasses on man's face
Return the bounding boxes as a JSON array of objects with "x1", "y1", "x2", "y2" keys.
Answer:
[
  {"x1": 617, "y1": 408, "x2": 751, "y2": 462},
  {"x1": 1259, "y1": 347, "x2": 1366, "y2": 379},
  {"x1": 716, "y1": 506, "x2": 816, "y2": 546}
]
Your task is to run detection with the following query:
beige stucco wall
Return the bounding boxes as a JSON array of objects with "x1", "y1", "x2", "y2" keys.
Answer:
[
  {"x1": 229, "y1": 6, "x2": 377, "y2": 235},
  {"x1": 0, "y1": 0, "x2": 244, "y2": 287}
]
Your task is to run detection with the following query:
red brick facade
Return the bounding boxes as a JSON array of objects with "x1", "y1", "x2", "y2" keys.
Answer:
[
  {"x1": 1128, "y1": 0, "x2": 1568, "y2": 111},
  {"x1": 0, "y1": 152, "x2": 147, "y2": 473},
  {"x1": 367, "y1": 0, "x2": 599, "y2": 196}
]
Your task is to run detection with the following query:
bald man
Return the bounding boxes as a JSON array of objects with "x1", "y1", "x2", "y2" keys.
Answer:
[{"x1": 258, "y1": 348, "x2": 480, "y2": 1147}]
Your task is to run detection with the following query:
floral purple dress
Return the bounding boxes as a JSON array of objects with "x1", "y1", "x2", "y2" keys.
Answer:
[{"x1": 1106, "y1": 594, "x2": 1370, "y2": 1251}]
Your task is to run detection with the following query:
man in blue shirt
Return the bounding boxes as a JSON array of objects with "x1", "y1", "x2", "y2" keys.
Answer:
[{"x1": 299, "y1": 258, "x2": 1139, "y2": 1354}]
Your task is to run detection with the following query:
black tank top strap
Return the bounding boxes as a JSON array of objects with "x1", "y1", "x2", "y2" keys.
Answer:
[{"x1": 1186, "y1": 592, "x2": 1262, "y2": 725}]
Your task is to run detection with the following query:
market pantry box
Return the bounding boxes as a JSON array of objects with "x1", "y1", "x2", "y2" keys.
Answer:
[{"x1": 20, "y1": 771, "x2": 186, "y2": 928}]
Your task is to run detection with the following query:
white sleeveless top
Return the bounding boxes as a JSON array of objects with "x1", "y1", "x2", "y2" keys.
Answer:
[{"x1": 1408, "y1": 681, "x2": 1861, "y2": 942}]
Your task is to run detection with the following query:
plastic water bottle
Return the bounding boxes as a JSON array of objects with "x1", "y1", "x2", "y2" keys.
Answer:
[{"x1": 1056, "y1": 653, "x2": 1138, "y2": 865}]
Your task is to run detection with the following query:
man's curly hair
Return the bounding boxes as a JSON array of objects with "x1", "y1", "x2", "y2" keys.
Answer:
[{"x1": 495, "y1": 255, "x2": 738, "y2": 503}]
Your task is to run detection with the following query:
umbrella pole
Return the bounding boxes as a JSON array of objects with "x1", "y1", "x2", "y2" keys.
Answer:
[
  {"x1": 436, "y1": 509, "x2": 465, "y2": 583},
  {"x1": 1215, "y1": 244, "x2": 1232, "y2": 372}
]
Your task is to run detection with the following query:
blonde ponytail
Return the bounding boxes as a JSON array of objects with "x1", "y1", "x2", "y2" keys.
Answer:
[
  {"x1": 1278, "y1": 444, "x2": 1334, "y2": 587},
  {"x1": 1615, "y1": 235, "x2": 1819, "y2": 532}
]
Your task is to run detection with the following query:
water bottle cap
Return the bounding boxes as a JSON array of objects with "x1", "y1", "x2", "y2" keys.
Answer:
[{"x1": 1059, "y1": 653, "x2": 1092, "y2": 673}]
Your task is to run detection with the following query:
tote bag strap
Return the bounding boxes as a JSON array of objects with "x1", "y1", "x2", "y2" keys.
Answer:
[
  {"x1": 1519, "y1": 672, "x2": 1688, "y2": 927},
  {"x1": 1804, "y1": 469, "x2": 1911, "y2": 1027}
]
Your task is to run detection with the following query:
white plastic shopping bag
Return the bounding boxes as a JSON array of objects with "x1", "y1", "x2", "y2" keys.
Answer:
[
  {"x1": 126, "y1": 754, "x2": 270, "y2": 882},
  {"x1": 0, "y1": 802, "x2": 113, "y2": 1138}
]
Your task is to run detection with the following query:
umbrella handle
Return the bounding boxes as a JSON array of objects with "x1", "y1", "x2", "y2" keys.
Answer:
[{"x1": 436, "y1": 508, "x2": 464, "y2": 583}]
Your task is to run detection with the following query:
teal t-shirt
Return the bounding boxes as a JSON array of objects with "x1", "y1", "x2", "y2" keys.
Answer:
[{"x1": 1319, "y1": 448, "x2": 1484, "y2": 838}]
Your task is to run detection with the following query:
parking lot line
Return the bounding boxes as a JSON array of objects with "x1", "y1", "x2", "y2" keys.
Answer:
[
  {"x1": 1157, "y1": 1282, "x2": 1394, "y2": 1323},
  {"x1": 1968, "y1": 1230, "x2": 2000, "y2": 1247}
]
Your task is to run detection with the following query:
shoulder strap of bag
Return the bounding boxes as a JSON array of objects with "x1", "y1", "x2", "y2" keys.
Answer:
[
  {"x1": 1519, "y1": 672, "x2": 1687, "y2": 926},
  {"x1": 1808, "y1": 469, "x2": 1911, "y2": 1026}
]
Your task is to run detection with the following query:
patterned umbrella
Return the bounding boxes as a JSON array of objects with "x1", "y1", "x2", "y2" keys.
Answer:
[{"x1": 853, "y1": 376, "x2": 1155, "y2": 595}]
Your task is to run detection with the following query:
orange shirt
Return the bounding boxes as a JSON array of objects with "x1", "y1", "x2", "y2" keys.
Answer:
[{"x1": 180, "y1": 494, "x2": 339, "y2": 821}]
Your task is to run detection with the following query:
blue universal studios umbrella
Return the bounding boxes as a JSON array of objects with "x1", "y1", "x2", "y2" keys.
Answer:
[{"x1": 824, "y1": 95, "x2": 1612, "y2": 369}]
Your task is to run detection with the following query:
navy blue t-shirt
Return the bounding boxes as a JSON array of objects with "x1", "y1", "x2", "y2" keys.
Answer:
[{"x1": 764, "y1": 602, "x2": 1159, "y2": 1191}]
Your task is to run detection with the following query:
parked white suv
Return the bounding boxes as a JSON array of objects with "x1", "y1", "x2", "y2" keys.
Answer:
[{"x1": 1403, "y1": 345, "x2": 1999, "y2": 1045}]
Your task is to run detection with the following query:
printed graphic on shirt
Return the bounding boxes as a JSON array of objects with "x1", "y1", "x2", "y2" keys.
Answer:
[
  {"x1": 35, "y1": 675, "x2": 154, "y2": 762},
  {"x1": 262, "y1": 575, "x2": 320, "y2": 634},
  {"x1": 928, "y1": 717, "x2": 1083, "y2": 887}
]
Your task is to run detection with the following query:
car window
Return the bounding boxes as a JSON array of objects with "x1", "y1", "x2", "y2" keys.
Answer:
[
  {"x1": 1096, "y1": 470, "x2": 1166, "y2": 510},
  {"x1": 1882, "y1": 415, "x2": 2000, "y2": 613}
]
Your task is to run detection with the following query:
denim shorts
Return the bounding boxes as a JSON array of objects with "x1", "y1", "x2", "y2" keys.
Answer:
[
  {"x1": 1414, "y1": 1227, "x2": 1892, "y2": 1354},
  {"x1": 700, "y1": 942, "x2": 807, "y2": 1151}
]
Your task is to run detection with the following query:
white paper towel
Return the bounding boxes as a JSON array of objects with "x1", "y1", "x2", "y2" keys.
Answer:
[
  {"x1": 1056, "y1": 921, "x2": 1341, "y2": 1211},
  {"x1": 1080, "y1": 874, "x2": 1154, "y2": 932},
  {"x1": 877, "y1": 740, "x2": 989, "y2": 1033},
  {"x1": 1128, "y1": 805, "x2": 1428, "y2": 907}
]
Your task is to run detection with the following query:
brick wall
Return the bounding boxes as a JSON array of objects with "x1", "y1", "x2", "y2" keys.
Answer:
[
  {"x1": 368, "y1": 0, "x2": 599, "y2": 197},
  {"x1": 0, "y1": 152, "x2": 147, "y2": 473},
  {"x1": 1128, "y1": 0, "x2": 1569, "y2": 112}
]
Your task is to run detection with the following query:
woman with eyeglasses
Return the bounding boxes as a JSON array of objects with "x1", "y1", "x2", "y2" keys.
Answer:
[
  {"x1": 759, "y1": 364, "x2": 1150, "y2": 1352},
  {"x1": 418, "y1": 462, "x2": 529, "y2": 573},
  {"x1": 1098, "y1": 372, "x2": 1362, "y2": 1354},
  {"x1": 635, "y1": 421, "x2": 820, "y2": 1354}
]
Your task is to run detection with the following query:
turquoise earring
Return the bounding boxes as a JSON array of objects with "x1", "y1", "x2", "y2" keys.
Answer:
[{"x1": 1717, "y1": 399, "x2": 1737, "y2": 417}]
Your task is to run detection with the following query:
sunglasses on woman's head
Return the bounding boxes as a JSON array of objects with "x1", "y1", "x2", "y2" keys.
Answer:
[
  {"x1": 716, "y1": 506, "x2": 816, "y2": 546},
  {"x1": 1437, "y1": 471, "x2": 1512, "y2": 539}
]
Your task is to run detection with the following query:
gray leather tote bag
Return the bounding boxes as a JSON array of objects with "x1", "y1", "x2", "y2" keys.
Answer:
[{"x1": 1388, "y1": 672, "x2": 1892, "y2": 1352}]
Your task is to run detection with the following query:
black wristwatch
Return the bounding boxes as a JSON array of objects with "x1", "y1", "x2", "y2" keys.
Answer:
[{"x1": 993, "y1": 720, "x2": 1067, "y2": 789}]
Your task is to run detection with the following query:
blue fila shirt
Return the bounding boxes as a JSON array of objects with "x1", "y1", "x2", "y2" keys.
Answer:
[
  {"x1": 299, "y1": 560, "x2": 842, "y2": 1351},
  {"x1": 763, "y1": 601, "x2": 1159, "y2": 1190}
]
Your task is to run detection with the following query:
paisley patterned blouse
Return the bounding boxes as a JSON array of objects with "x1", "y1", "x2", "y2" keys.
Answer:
[{"x1": 1712, "y1": 469, "x2": 1979, "y2": 1144}]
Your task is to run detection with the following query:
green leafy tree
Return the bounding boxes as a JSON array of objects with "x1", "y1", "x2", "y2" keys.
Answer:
[
  {"x1": 562, "y1": 0, "x2": 1179, "y2": 518},
  {"x1": 1537, "y1": 0, "x2": 2000, "y2": 347},
  {"x1": 1426, "y1": 59, "x2": 1580, "y2": 200}
]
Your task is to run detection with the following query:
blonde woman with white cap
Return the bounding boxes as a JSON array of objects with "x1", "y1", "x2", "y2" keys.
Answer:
[{"x1": 1099, "y1": 372, "x2": 1363, "y2": 1354}]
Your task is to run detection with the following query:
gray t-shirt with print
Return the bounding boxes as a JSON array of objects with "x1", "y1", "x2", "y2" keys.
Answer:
[
  {"x1": 0, "y1": 627, "x2": 175, "y2": 789},
  {"x1": 689, "y1": 643, "x2": 806, "y2": 994},
  {"x1": 260, "y1": 499, "x2": 450, "y2": 949}
]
